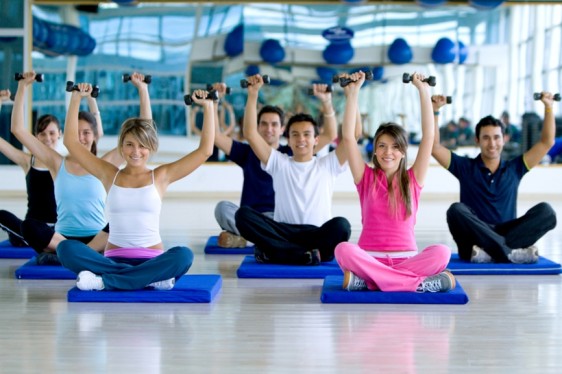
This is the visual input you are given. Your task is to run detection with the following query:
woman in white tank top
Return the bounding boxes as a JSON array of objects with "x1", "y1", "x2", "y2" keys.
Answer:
[{"x1": 56, "y1": 78, "x2": 215, "y2": 291}]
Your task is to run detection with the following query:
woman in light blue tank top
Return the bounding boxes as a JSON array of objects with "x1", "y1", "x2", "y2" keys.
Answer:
[
  {"x1": 57, "y1": 77, "x2": 215, "y2": 291},
  {"x1": 10, "y1": 71, "x2": 120, "y2": 265}
]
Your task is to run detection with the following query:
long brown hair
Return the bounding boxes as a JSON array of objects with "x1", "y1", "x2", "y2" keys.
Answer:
[
  {"x1": 372, "y1": 123, "x2": 412, "y2": 217},
  {"x1": 78, "y1": 111, "x2": 99, "y2": 155}
]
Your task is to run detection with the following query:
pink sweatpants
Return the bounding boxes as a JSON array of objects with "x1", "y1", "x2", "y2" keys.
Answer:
[{"x1": 334, "y1": 242, "x2": 451, "y2": 292}]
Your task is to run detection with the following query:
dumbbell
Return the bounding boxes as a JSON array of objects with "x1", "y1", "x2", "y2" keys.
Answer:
[
  {"x1": 65, "y1": 81, "x2": 100, "y2": 98},
  {"x1": 337, "y1": 70, "x2": 374, "y2": 87},
  {"x1": 206, "y1": 84, "x2": 231, "y2": 95},
  {"x1": 240, "y1": 75, "x2": 270, "y2": 88},
  {"x1": 122, "y1": 73, "x2": 152, "y2": 84},
  {"x1": 533, "y1": 92, "x2": 561, "y2": 101},
  {"x1": 307, "y1": 85, "x2": 333, "y2": 96},
  {"x1": 432, "y1": 96, "x2": 453, "y2": 104},
  {"x1": 183, "y1": 90, "x2": 219, "y2": 106},
  {"x1": 402, "y1": 73, "x2": 436, "y2": 87},
  {"x1": 15, "y1": 73, "x2": 44, "y2": 82}
]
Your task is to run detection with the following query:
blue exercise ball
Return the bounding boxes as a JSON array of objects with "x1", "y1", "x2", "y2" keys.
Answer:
[
  {"x1": 260, "y1": 39, "x2": 285, "y2": 64},
  {"x1": 316, "y1": 67, "x2": 338, "y2": 83},
  {"x1": 469, "y1": 0, "x2": 505, "y2": 10},
  {"x1": 372, "y1": 66, "x2": 384, "y2": 81},
  {"x1": 416, "y1": 0, "x2": 448, "y2": 7},
  {"x1": 458, "y1": 41, "x2": 468, "y2": 64},
  {"x1": 387, "y1": 38, "x2": 412, "y2": 64},
  {"x1": 245, "y1": 65, "x2": 260, "y2": 76},
  {"x1": 224, "y1": 24, "x2": 244, "y2": 57},
  {"x1": 323, "y1": 42, "x2": 354, "y2": 65},
  {"x1": 432, "y1": 37, "x2": 457, "y2": 64}
]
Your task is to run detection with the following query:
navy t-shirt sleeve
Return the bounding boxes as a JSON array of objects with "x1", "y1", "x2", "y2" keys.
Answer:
[{"x1": 228, "y1": 141, "x2": 251, "y2": 167}]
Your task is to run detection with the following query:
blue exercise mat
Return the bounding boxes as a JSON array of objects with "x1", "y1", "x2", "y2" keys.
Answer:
[
  {"x1": 14, "y1": 256, "x2": 76, "y2": 279},
  {"x1": 67, "y1": 274, "x2": 222, "y2": 303},
  {"x1": 320, "y1": 276, "x2": 469, "y2": 304},
  {"x1": 204, "y1": 235, "x2": 254, "y2": 255},
  {"x1": 0, "y1": 240, "x2": 36, "y2": 259},
  {"x1": 236, "y1": 255, "x2": 343, "y2": 279},
  {"x1": 447, "y1": 253, "x2": 562, "y2": 275}
]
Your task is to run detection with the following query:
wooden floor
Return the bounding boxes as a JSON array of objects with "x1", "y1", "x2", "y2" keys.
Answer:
[{"x1": 1, "y1": 196, "x2": 561, "y2": 373}]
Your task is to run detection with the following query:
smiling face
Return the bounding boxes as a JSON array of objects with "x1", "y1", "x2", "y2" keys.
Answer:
[
  {"x1": 288, "y1": 121, "x2": 318, "y2": 161},
  {"x1": 78, "y1": 119, "x2": 96, "y2": 151},
  {"x1": 36, "y1": 122, "x2": 60, "y2": 149},
  {"x1": 476, "y1": 125, "x2": 505, "y2": 161},
  {"x1": 121, "y1": 134, "x2": 151, "y2": 167},
  {"x1": 374, "y1": 133, "x2": 405, "y2": 174},
  {"x1": 257, "y1": 112, "x2": 284, "y2": 147}
]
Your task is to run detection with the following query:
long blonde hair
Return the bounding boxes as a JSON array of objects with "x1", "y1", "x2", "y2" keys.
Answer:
[{"x1": 371, "y1": 123, "x2": 411, "y2": 217}]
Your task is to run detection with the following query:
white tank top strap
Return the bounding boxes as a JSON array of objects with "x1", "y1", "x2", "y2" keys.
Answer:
[
  {"x1": 151, "y1": 169, "x2": 155, "y2": 184},
  {"x1": 111, "y1": 170, "x2": 121, "y2": 186}
]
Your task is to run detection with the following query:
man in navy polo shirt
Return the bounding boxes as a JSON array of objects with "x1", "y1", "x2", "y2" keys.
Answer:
[
  {"x1": 431, "y1": 93, "x2": 557, "y2": 263},
  {"x1": 211, "y1": 82, "x2": 337, "y2": 248}
]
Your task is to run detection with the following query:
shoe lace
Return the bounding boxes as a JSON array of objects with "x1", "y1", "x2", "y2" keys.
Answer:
[
  {"x1": 418, "y1": 277, "x2": 443, "y2": 293},
  {"x1": 352, "y1": 275, "x2": 366, "y2": 289}
]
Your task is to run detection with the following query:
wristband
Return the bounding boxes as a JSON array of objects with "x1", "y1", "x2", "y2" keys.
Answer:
[
  {"x1": 91, "y1": 111, "x2": 100, "y2": 116},
  {"x1": 433, "y1": 111, "x2": 440, "y2": 115},
  {"x1": 546, "y1": 107, "x2": 552, "y2": 113}
]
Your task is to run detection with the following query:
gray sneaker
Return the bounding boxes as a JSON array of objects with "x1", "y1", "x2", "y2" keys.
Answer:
[
  {"x1": 342, "y1": 270, "x2": 368, "y2": 291},
  {"x1": 470, "y1": 245, "x2": 492, "y2": 263},
  {"x1": 508, "y1": 246, "x2": 539, "y2": 264},
  {"x1": 417, "y1": 270, "x2": 456, "y2": 293}
]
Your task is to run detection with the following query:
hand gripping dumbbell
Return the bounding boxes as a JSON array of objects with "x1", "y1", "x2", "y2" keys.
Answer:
[
  {"x1": 402, "y1": 73, "x2": 436, "y2": 87},
  {"x1": 240, "y1": 75, "x2": 270, "y2": 88},
  {"x1": 66, "y1": 81, "x2": 100, "y2": 98},
  {"x1": 533, "y1": 92, "x2": 561, "y2": 101},
  {"x1": 15, "y1": 73, "x2": 44, "y2": 82},
  {"x1": 206, "y1": 84, "x2": 231, "y2": 95},
  {"x1": 122, "y1": 73, "x2": 152, "y2": 84},
  {"x1": 183, "y1": 90, "x2": 219, "y2": 106},
  {"x1": 432, "y1": 96, "x2": 453, "y2": 104},
  {"x1": 307, "y1": 85, "x2": 333, "y2": 96},
  {"x1": 337, "y1": 70, "x2": 374, "y2": 88}
]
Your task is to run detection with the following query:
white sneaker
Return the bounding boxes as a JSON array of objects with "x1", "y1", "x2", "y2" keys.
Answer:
[
  {"x1": 76, "y1": 271, "x2": 104, "y2": 291},
  {"x1": 342, "y1": 270, "x2": 367, "y2": 291},
  {"x1": 508, "y1": 246, "x2": 539, "y2": 264},
  {"x1": 417, "y1": 270, "x2": 456, "y2": 293},
  {"x1": 470, "y1": 245, "x2": 492, "y2": 263},
  {"x1": 148, "y1": 278, "x2": 175, "y2": 291}
]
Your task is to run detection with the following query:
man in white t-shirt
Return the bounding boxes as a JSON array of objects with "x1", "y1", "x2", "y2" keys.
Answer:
[{"x1": 235, "y1": 74, "x2": 351, "y2": 265}]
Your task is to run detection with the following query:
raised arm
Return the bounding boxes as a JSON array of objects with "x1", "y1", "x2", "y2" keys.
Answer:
[
  {"x1": 130, "y1": 72, "x2": 152, "y2": 120},
  {"x1": 430, "y1": 94, "x2": 452, "y2": 168},
  {"x1": 313, "y1": 83, "x2": 337, "y2": 152},
  {"x1": 524, "y1": 92, "x2": 556, "y2": 168},
  {"x1": 341, "y1": 71, "x2": 366, "y2": 183},
  {"x1": 155, "y1": 89, "x2": 214, "y2": 191},
  {"x1": 64, "y1": 83, "x2": 117, "y2": 191},
  {"x1": 86, "y1": 95, "x2": 103, "y2": 138},
  {"x1": 211, "y1": 83, "x2": 234, "y2": 156},
  {"x1": 409, "y1": 73, "x2": 434, "y2": 186},
  {"x1": 10, "y1": 72, "x2": 62, "y2": 174},
  {"x1": 243, "y1": 74, "x2": 272, "y2": 165},
  {"x1": 0, "y1": 89, "x2": 31, "y2": 170}
]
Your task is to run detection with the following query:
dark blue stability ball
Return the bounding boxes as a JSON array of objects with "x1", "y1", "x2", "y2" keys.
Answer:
[
  {"x1": 469, "y1": 0, "x2": 505, "y2": 10},
  {"x1": 432, "y1": 37, "x2": 456, "y2": 64},
  {"x1": 245, "y1": 65, "x2": 260, "y2": 76},
  {"x1": 323, "y1": 41, "x2": 354, "y2": 65},
  {"x1": 372, "y1": 66, "x2": 384, "y2": 81},
  {"x1": 316, "y1": 66, "x2": 338, "y2": 83},
  {"x1": 458, "y1": 41, "x2": 469, "y2": 64},
  {"x1": 387, "y1": 38, "x2": 412, "y2": 64},
  {"x1": 224, "y1": 24, "x2": 244, "y2": 57},
  {"x1": 260, "y1": 39, "x2": 285, "y2": 64}
]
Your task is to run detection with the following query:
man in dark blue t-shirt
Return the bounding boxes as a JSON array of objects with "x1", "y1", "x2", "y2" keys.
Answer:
[
  {"x1": 211, "y1": 83, "x2": 337, "y2": 248},
  {"x1": 431, "y1": 94, "x2": 557, "y2": 264}
]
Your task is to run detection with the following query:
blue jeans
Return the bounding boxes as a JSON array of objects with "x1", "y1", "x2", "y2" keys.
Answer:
[{"x1": 57, "y1": 240, "x2": 193, "y2": 290}]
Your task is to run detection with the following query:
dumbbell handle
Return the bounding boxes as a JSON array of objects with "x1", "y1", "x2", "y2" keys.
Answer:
[
  {"x1": 122, "y1": 74, "x2": 152, "y2": 84},
  {"x1": 66, "y1": 81, "x2": 100, "y2": 98},
  {"x1": 338, "y1": 71, "x2": 374, "y2": 88},
  {"x1": 206, "y1": 84, "x2": 231, "y2": 95},
  {"x1": 308, "y1": 85, "x2": 333, "y2": 95},
  {"x1": 15, "y1": 73, "x2": 44, "y2": 82},
  {"x1": 432, "y1": 96, "x2": 452, "y2": 104},
  {"x1": 184, "y1": 90, "x2": 219, "y2": 106},
  {"x1": 240, "y1": 75, "x2": 270, "y2": 88},
  {"x1": 403, "y1": 73, "x2": 436, "y2": 87},
  {"x1": 533, "y1": 92, "x2": 561, "y2": 101}
]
